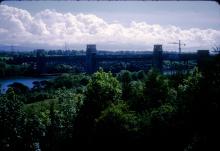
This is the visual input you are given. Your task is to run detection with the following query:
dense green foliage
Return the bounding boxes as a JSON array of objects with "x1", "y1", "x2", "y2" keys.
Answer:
[
  {"x1": 0, "y1": 61, "x2": 31, "y2": 77},
  {"x1": 0, "y1": 55, "x2": 220, "y2": 150}
]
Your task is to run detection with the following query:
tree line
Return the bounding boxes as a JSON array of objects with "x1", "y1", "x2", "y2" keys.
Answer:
[{"x1": 0, "y1": 54, "x2": 220, "y2": 151}]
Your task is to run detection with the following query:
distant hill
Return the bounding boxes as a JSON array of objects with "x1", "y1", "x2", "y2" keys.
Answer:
[{"x1": 0, "y1": 45, "x2": 35, "y2": 52}]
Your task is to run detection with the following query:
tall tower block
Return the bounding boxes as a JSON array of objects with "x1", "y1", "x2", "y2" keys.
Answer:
[
  {"x1": 36, "y1": 49, "x2": 46, "y2": 73},
  {"x1": 153, "y1": 44, "x2": 163, "y2": 72},
  {"x1": 197, "y1": 50, "x2": 209, "y2": 71},
  {"x1": 86, "y1": 44, "x2": 97, "y2": 73}
]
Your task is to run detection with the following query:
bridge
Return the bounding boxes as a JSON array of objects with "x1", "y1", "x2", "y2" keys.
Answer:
[{"x1": 9, "y1": 44, "x2": 210, "y2": 74}]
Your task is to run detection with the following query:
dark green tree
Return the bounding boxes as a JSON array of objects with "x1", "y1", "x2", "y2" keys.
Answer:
[
  {"x1": 8, "y1": 82, "x2": 29, "y2": 94},
  {"x1": 95, "y1": 101, "x2": 138, "y2": 146},
  {"x1": 74, "y1": 69, "x2": 121, "y2": 146},
  {"x1": 143, "y1": 69, "x2": 170, "y2": 110},
  {"x1": 86, "y1": 69, "x2": 121, "y2": 109},
  {"x1": 0, "y1": 88, "x2": 24, "y2": 151},
  {"x1": 118, "y1": 70, "x2": 132, "y2": 101}
]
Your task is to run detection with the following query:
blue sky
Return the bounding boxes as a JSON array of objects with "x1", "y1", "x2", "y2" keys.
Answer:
[
  {"x1": 3, "y1": 1, "x2": 220, "y2": 29},
  {"x1": 0, "y1": 1, "x2": 220, "y2": 51}
]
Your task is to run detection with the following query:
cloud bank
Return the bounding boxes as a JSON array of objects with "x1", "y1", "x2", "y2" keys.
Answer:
[{"x1": 0, "y1": 5, "x2": 219, "y2": 51}]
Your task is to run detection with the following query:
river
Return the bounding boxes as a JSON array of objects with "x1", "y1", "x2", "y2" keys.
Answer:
[{"x1": 0, "y1": 76, "x2": 56, "y2": 93}]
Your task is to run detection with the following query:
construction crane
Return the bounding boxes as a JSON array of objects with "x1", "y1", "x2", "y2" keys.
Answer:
[{"x1": 169, "y1": 40, "x2": 186, "y2": 54}]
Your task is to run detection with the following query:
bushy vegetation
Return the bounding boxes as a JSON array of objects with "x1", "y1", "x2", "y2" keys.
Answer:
[
  {"x1": 0, "y1": 61, "x2": 31, "y2": 77},
  {"x1": 0, "y1": 55, "x2": 220, "y2": 151}
]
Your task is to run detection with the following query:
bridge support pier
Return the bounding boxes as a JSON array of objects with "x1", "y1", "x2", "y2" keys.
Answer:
[
  {"x1": 36, "y1": 49, "x2": 46, "y2": 74},
  {"x1": 197, "y1": 50, "x2": 210, "y2": 71},
  {"x1": 86, "y1": 44, "x2": 97, "y2": 73},
  {"x1": 153, "y1": 44, "x2": 163, "y2": 72}
]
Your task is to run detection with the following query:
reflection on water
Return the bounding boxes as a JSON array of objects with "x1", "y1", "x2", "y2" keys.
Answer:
[{"x1": 0, "y1": 76, "x2": 56, "y2": 93}]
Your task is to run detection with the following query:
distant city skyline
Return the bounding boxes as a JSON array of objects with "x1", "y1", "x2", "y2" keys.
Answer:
[{"x1": 0, "y1": 1, "x2": 220, "y2": 51}]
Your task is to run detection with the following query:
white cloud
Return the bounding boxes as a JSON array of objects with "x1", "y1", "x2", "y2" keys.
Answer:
[{"x1": 0, "y1": 4, "x2": 219, "y2": 51}]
